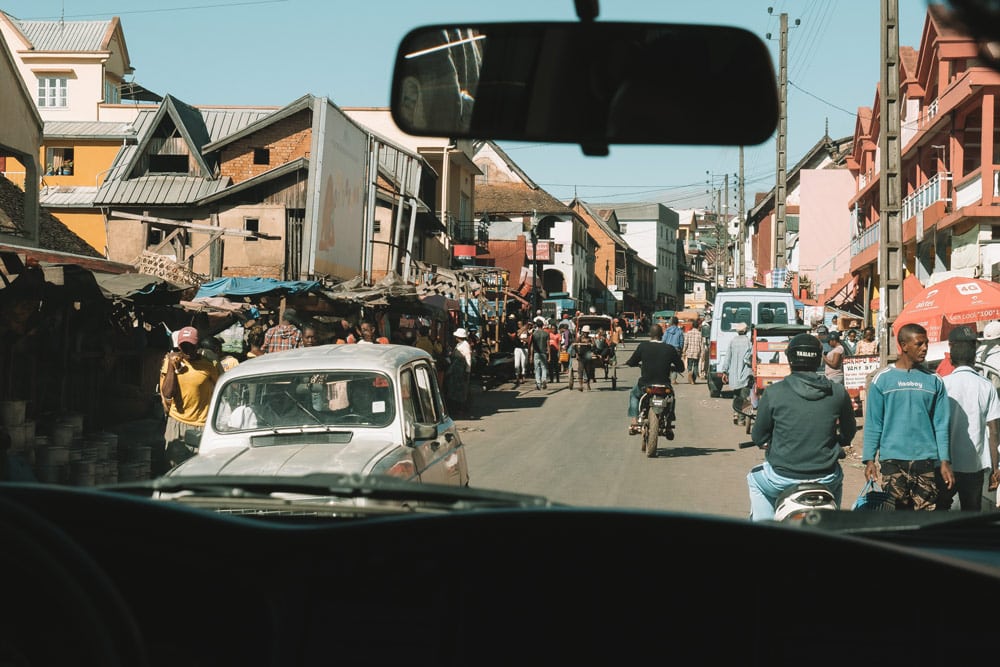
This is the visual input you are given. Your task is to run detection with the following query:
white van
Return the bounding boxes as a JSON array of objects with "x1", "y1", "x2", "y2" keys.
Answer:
[{"x1": 706, "y1": 288, "x2": 798, "y2": 397}]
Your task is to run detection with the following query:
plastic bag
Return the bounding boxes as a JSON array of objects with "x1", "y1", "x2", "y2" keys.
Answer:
[{"x1": 852, "y1": 479, "x2": 896, "y2": 511}]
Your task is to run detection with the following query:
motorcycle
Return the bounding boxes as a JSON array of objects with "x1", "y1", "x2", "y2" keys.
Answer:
[
  {"x1": 739, "y1": 438, "x2": 840, "y2": 522},
  {"x1": 637, "y1": 383, "x2": 675, "y2": 458}
]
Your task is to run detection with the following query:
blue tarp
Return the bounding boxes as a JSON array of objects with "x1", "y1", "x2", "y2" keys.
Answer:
[{"x1": 194, "y1": 277, "x2": 321, "y2": 299}]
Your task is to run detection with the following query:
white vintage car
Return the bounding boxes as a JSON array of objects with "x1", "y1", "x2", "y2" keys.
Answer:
[{"x1": 168, "y1": 344, "x2": 469, "y2": 486}]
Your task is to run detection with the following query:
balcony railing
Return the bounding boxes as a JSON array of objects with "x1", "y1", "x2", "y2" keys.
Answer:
[
  {"x1": 448, "y1": 217, "x2": 489, "y2": 244},
  {"x1": 851, "y1": 222, "x2": 879, "y2": 256},
  {"x1": 902, "y1": 172, "x2": 950, "y2": 221},
  {"x1": 921, "y1": 98, "x2": 939, "y2": 128}
]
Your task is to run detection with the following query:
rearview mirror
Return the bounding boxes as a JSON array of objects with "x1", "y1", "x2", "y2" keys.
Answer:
[{"x1": 391, "y1": 22, "x2": 778, "y2": 152}]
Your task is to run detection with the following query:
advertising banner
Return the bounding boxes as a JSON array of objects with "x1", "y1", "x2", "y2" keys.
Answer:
[{"x1": 844, "y1": 355, "x2": 881, "y2": 390}]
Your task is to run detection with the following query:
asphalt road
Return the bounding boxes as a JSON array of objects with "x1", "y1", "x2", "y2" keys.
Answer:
[{"x1": 456, "y1": 338, "x2": 872, "y2": 519}]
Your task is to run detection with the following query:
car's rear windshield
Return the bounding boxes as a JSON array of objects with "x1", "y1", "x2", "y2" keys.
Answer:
[
  {"x1": 719, "y1": 302, "x2": 751, "y2": 332},
  {"x1": 213, "y1": 371, "x2": 395, "y2": 432}
]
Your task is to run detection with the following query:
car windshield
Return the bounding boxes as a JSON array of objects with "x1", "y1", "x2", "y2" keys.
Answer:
[
  {"x1": 4, "y1": 0, "x2": 1000, "y2": 529},
  {"x1": 214, "y1": 372, "x2": 395, "y2": 431}
]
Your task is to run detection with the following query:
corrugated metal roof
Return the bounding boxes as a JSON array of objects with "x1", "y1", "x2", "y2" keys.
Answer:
[
  {"x1": 202, "y1": 108, "x2": 276, "y2": 144},
  {"x1": 94, "y1": 175, "x2": 230, "y2": 206},
  {"x1": 44, "y1": 121, "x2": 134, "y2": 139},
  {"x1": 15, "y1": 19, "x2": 112, "y2": 52},
  {"x1": 39, "y1": 186, "x2": 99, "y2": 207},
  {"x1": 202, "y1": 95, "x2": 311, "y2": 152}
]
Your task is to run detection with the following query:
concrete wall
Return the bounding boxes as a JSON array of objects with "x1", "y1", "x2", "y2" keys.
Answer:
[{"x1": 799, "y1": 168, "x2": 855, "y2": 295}]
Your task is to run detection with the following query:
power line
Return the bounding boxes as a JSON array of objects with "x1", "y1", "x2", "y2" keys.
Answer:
[{"x1": 21, "y1": 0, "x2": 287, "y2": 20}]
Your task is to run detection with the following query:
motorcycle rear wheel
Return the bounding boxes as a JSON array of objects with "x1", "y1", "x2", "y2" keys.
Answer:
[{"x1": 644, "y1": 410, "x2": 659, "y2": 458}]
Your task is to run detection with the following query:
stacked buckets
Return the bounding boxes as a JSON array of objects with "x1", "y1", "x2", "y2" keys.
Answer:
[{"x1": 1, "y1": 402, "x2": 157, "y2": 485}]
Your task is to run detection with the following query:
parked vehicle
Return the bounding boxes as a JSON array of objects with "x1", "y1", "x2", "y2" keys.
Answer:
[
  {"x1": 170, "y1": 344, "x2": 470, "y2": 486},
  {"x1": 706, "y1": 288, "x2": 797, "y2": 397},
  {"x1": 638, "y1": 383, "x2": 675, "y2": 458}
]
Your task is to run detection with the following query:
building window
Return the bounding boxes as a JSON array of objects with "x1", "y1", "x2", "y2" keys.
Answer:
[
  {"x1": 619, "y1": 223, "x2": 627, "y2": 234},
  {"x1": 373, "y1": 219, "x2": 381, "y2": 233},
  {"x1": 149, "y1": 155, "x2": 189, "y2": 174},
  {"x1": 245, "y1": 218, "x2": 259, "y2": 242},
  {"x1": 104, "y1": 80, "x2": 120, "y2": 104},
  {"x1": 37, "y1": 76, "x2": 67, "y2": 107},
  {"x1": 253, "y1": 148, "x2": 270, "y2": 165},
  {"x1": 44, "y1": 147, "x2": 74, "y2": 176}
]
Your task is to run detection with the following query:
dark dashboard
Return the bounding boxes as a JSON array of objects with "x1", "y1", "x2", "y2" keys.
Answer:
[{"x1": 1, "y1": 482, "x2": 999, "y2": 666}]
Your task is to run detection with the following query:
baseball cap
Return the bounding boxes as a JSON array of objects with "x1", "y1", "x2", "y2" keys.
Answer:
[
  {"x1": 581, "y1": 325, "x2": 591, "y2": 333},
  {"x1": 948, "y1": 325, "x2": 978, "y2": 343},
  {"x1": 733, "y1": 322, "x2": 748, "y2": 333},
  {"x1": 829, "y1": 330, "x2": 841, "y2": 340},
  {"x1": 984, "y1": 321, "x2": 1000, "y2": 341},
  {"x1": 176, "y1": 326, "x2": 199, "y2": 347}
]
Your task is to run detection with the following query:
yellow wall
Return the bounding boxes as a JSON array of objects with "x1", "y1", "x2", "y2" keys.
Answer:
[{"x1": 51, "y1": 210, "x2": 106, "y2": 253}]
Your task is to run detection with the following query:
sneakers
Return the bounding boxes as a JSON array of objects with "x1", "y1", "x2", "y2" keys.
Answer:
[
  {"x1": 664, "y1": 427, "x2": 675, "y2": 440},
  {"x1": 541, "y1": 382, "x2": 547, "y2": 389}
]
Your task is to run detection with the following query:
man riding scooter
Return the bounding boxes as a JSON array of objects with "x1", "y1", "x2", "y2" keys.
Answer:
[{"x1": 746, "y1": 333, "x2": 858, "y2": 521}]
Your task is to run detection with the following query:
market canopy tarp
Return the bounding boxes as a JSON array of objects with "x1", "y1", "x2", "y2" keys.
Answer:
[
  {"x1": 320, "y1": 273, "x2": 419, "y2": 306},
  {"x1": 195, "y1": 277, "x2": 321, "y2": 299},
  {"x1": 892, "y1": 276, "x2": 1000, "y2": 342}
]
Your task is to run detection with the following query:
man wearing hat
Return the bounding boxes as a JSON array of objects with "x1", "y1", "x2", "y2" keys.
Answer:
[
  {"x1": 262, "y1": 308, "x2": 302, "y2": 353},
  {"x1": 939, "y1": 324, "x2": 1000, "y2": 511},
  {"x1": 445, "y1": 328, "x2": 472, "y2": 417},
  {"x1": 159, "y1": 326, "x2": 220, "y2": 470}
]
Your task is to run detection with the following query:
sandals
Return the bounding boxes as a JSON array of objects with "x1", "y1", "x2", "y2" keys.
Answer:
[{"x1": 628, "y1": 424, "x2": 641, "y2": 436}]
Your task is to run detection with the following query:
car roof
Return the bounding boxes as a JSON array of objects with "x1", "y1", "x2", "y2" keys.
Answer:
[{"x1": 222, "y1": 343, "x2": 433, "y2": 378}]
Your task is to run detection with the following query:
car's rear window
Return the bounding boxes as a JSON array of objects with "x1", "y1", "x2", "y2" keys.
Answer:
[
  {"x1": 719, "y1": 302, "x2": 751, "y2": 332},
  {"x1": 213, "y1": 371, "x2": 395, "y2": 432},
  {"x1": 758, "y1": 301, "x2": 791, "y2": 324}
]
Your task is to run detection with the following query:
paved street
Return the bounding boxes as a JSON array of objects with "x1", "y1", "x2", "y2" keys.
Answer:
[{"x1": 456, "y1": 339, "x2": 871, "y2": 519}]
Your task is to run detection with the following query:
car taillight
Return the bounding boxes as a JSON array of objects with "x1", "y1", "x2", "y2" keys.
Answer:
[{"x1": 710, "y1": 340, "x2": 717, "y2": 360}]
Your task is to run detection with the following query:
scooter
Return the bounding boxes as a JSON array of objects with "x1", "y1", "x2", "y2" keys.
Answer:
[
  {"x1": 637, "y1": 383, "x2": 675, "y2": 458},
  {"x1": 736, "y1": 398, "x2": 839, "y2": 522}
]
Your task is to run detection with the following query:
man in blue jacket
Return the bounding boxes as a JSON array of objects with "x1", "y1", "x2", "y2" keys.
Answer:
[
  {"x1": 660, "y1": 316, "x2": 685, "y2": 383},
  {"x1": 863, "y1": 323, "x2": 954, "y2": 510}
]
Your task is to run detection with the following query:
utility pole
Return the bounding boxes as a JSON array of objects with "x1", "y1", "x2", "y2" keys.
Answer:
[
  {"x1": 738, "y1": 146, "x2": 746, "y2": 287},
  {"x1": 879, "y1": 0, "x2": 902, "y2": 365},
  {"x1": 768, "y1": 10, "x2": 797, "y2": 277},
  {"x1": 723, "y1": 173, "x2": 730, "y2": 286}
]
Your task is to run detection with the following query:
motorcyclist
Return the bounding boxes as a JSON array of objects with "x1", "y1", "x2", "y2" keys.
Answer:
[
  {"x1": 746, "y1": 333, "x2": 858, "y2": 521},
  {"x1": 624, "y1": 323, "x2": 684, "y2": 438}
]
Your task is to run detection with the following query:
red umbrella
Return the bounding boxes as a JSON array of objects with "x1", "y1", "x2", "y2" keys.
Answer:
[{"x1": 892, "y1": 276, "x2": 1000, "y2": 342}]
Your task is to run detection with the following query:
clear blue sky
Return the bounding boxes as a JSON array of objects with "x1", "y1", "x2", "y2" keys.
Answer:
[{"x1": 5, "y1": 0, "x2": 935, "y2": 213}]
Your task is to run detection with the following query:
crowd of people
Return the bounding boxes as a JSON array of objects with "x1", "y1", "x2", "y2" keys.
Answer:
[{"x1": 744, "y1": 315, "x2": 1000, "y2": 519}]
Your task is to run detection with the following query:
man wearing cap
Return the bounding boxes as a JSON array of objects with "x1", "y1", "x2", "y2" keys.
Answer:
[
  {"x1": 529, "y1": 316, "x2": 551, "y2": 390},
  {"x1": 159, "y1": 326, "x2": 220, "y2": 470},
  {"x1": 719, "y1": 322, "x2": 753, "y2": 425},
  {"x1": 940, "y1": 324, "x2": 1000, "y2": 511},
  {"x1": 262, "y1": 308, "x2": 302, "y2": 353},
  {"x1": 747, "y1": 333, "x2": 857, "y2": 520}
]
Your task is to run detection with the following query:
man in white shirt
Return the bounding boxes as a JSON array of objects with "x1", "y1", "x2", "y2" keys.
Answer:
[{"x1": 941, "y1": 325, "x2": 1000, "y2": 511}]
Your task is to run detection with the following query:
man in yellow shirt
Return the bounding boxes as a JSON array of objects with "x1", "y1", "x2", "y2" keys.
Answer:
[{"x1": 160, "y1": 326, "x2": 220, "y2": 470}]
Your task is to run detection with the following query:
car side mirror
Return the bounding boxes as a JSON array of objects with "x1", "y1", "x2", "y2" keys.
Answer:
[{"x1": 412, "y1": 423, "x2": 437, "y2": 441}]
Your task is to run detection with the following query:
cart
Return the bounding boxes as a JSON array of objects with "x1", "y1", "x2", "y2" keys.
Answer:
[
  {"x1": 567, "y1": 314, "x2": 618, "y2": 389},
  {"x1": 734, "y1": 323, "x2": 813, "y2": 433}
]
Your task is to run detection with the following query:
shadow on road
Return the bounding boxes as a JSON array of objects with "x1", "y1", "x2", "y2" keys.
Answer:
[
  {"x1": 647, "y1": 446, "x2": 733, "y2": 458},
  {"x1": 464, "y1": 387, "x2": 553, "y2": 419}
]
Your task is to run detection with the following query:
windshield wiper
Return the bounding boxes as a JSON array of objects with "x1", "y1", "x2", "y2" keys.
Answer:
[{"x1": 104, "y1": 473, "x2": 558, "y2": 510}]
